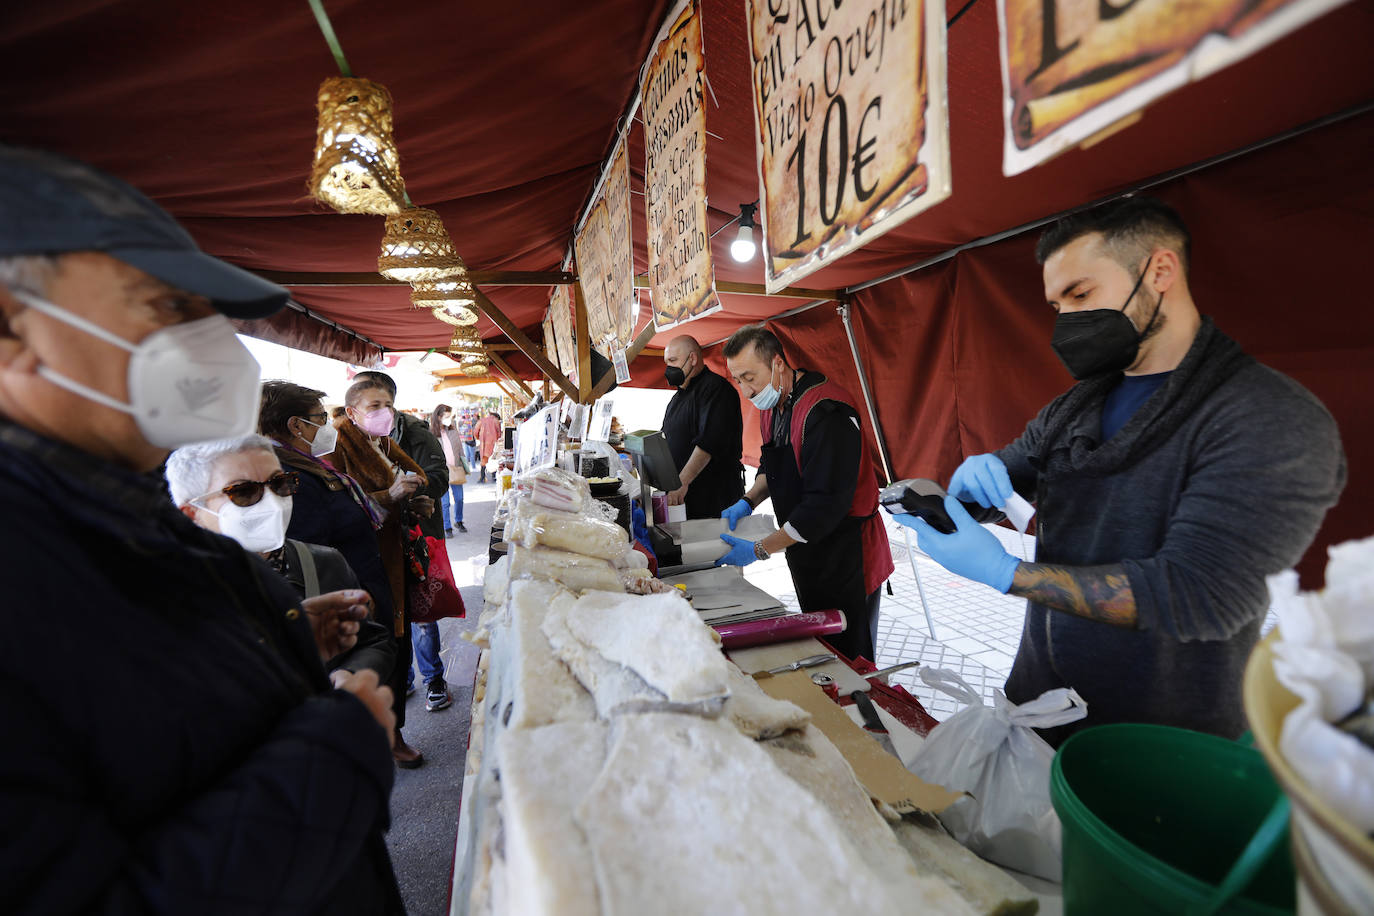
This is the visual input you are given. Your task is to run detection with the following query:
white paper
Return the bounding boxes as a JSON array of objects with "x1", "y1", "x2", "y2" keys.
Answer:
[{"x1": 1004, "y1": 492, "x2": 1035, "y2": 534}]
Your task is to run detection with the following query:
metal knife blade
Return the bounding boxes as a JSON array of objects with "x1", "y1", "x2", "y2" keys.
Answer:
[{"x1": 760, "y1": 653, "x2": 837, "y2": 676}]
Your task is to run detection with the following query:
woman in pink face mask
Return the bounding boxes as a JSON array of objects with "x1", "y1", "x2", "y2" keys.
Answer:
[{"x1": 330, "y1": 380, "x2": 435, "y2": 769}]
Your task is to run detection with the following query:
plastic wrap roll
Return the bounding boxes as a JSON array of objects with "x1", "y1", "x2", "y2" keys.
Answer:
[{"x1": 712, "y1": 610, "x2": 847, "y2": 650}]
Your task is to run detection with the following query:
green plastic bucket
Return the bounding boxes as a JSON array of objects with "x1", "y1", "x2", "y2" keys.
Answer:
[{"x1": 1050, "y1": 724, "x2": 1295, "y2": 915}]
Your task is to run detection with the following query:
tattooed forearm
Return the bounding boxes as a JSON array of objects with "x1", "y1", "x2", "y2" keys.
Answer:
[{"x1": 1009, "y1": 563, "x2": 1138, "y2": 627}]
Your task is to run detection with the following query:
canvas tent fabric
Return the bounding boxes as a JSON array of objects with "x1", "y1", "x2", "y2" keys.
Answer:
[{"x1": 1, "y1": 0, "x2": 1370, "y2": 579}]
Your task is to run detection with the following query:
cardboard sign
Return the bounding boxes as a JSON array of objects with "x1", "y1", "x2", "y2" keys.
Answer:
[
  {"x1": 998, "y1": 0, "x2": 1353, "y2": 174},
  {"x1": 575, "y1": 136, "x2": 637, "y2": 352},
  {"x1": 757, "y1": 670, "x2": 961, "y2": 815},
  {"x1": 643, "y1": 0, "x2": 722, "y2": 332},
  {"x1": 746, "y1": 0, "x2": 952, "y2": 293},
  {"x1": 548, "y1": 283, "x2": 577, "y2": 380}
]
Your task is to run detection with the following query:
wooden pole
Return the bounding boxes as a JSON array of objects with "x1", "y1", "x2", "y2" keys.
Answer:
[
  {"x1": 633, "y1": 274, "x2": 840, "y2": 302},
  {"x1": 486, "y1": 351, "x2": 535, "y2": 402},
  {"x1": 573, "y1": 281, "x2": 593, "y2": 404},
  {"x1": 250, "y1": 269, "x2": 577, "y2": 287},
  {"x1": 471, "y1": 287, "x2": 578, "y2": 400}
]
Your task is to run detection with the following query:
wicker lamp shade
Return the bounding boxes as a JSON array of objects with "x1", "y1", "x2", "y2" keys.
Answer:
[
  {"x1": 310, "y1": 77, "x2": 407, "y2": 215},
  {"x1": 412, "y1": 277, "x2": 478, "y2": 325},
  {"x1": 377, "y1": 208, "x2": 469, "y2": 282},
  {"x1": 447, "y1": 325, "x2": 485, "y2": 358},
  {"x1": 459, "y1": 358, "x2": 488, "y2": 377},
  {"x1": 430, "y1": 304, "x2": 480, "y2": 327}
]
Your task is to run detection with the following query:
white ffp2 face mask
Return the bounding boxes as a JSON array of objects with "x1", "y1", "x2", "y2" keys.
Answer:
[
  {"x1": 205, "y1": 491, "x2": 293, "y2": 553},
  {"x1": 14, "y1": 290, "x2": 262, "y2": 449},
  {"x1": 298, "y1": 415, "x2": 338, "y2": 457}
]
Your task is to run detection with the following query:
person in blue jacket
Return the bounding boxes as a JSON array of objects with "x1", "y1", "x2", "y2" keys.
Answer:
[{"x1": 0, "y1": 145, "x2": 405, "y2": 913}]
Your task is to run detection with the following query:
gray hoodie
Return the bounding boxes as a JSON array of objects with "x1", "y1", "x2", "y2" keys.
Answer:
[{"x1": 997, "y1": 318, "x2": 1345, "y2": 745}]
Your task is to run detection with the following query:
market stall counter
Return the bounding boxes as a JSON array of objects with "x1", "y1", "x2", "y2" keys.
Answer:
[{"x1": 451, "y1": 466, "x2": 1060, "y2": 915}]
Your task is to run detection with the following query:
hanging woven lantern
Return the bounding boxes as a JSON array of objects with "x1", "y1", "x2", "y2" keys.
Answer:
[
  {"x1": 430, "y1": 304, "x2": 480, "y2": 327},
  {"x1": 309, "y1": 77, "x2": 407, "y2": 215},
  {"x1": 377, "y1": 208, "x2": 468, "y2": 282},
  {"x1": 412, "y1": 277, "x2": 478, "y2": 325},
  {"x1": 460, "y1": 357, "x2": 488, "y2": 377},
  {"x1": 447, "y1": 325, "x2": 485, "y2": 359}
]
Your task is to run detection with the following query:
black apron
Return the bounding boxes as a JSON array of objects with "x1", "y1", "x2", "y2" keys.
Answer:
[{"x1": 761, "y1": 434, "x2": 875, "y2": 662}]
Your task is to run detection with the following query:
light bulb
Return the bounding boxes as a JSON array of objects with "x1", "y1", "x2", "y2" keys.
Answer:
[{"x1": 730, "y1": 225, "x2": 756, "y2": 262}]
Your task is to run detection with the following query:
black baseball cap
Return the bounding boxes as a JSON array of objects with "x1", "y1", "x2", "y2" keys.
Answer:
[{"x1": 0, "y1": 145, "x2": 288, "y2": 318}]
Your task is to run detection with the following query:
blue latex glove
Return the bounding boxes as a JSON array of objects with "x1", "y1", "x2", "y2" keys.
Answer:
[
  {"x1": 947, "y1": 453, "x2": 1014, "y2": 509},
  {"x1": 721, "y1": 498, "x2": 753, "y2": 531},
  {"x1": 716, "y1": 533, "x2": 758, "y2": 567},
  {"x1": 894, "y1": 495, "x2": 1020, "y2": 592}
]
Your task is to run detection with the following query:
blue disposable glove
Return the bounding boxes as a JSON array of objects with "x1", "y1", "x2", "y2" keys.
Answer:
[
  {"x1": 716, "y1": 533, "x2": 757, "y2": 567},
  {"x1": 947, "y1": 454, "x2": 1014, "y2": 509},
  {"x1": 894, "y1": 495, "x2": 1020, "y2": 592},
  {"x1": 721, "y1": 498, "x2": 753, "y2": 531}
]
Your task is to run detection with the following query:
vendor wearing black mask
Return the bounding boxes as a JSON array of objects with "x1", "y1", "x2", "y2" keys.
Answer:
[
  {"x1": 661, "y1": 334, "x2": 744, "y2": 519},
  {"x1": 716, "y1": 325, "x2": 893, "y2": 662},
  {"x1": 893, "y1": 196, "x2": 1345, "y2": 746}
]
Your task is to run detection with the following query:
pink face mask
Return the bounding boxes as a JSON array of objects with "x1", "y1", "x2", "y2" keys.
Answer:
[{"x1": 356, "y1": 406, "x2": 394, "y2": 437}]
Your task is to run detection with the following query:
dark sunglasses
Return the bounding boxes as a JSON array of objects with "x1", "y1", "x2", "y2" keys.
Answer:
[{"x1": 195, "y1": 471, "x2": 299, "y2": 508}]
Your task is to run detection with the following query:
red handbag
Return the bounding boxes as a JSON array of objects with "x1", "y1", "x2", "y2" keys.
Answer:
[{"x1": 408, "y1": 534, "x2": 467, "y2": 623}]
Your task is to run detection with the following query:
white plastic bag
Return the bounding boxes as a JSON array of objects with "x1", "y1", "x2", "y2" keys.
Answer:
[{"x1": 907, "y1": 668, "x2": 1087, "y2": 880}]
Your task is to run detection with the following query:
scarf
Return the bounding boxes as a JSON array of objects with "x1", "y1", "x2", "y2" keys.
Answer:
[{"x1": 1030, "y1": 317, "x2": 1254, "y2": 480}]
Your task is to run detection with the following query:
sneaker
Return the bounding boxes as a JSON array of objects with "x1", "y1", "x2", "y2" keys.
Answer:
[
  {"x1": 425, "y1": 678, "x2": 453, "y2": 712},
  {"x1": 457, "y1": 522, "x2": 467, "y2": 533},
  {"x1": 445, "y1": 528, "x2": 454, "y2": 538},
  {"x1": 405, "y1": 682, "x2": 416, "y2": 698}
]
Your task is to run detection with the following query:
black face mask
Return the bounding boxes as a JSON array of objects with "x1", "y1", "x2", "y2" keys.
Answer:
[
  {"x1": 665, "y1": 362, "x2": 687, "y2": 387},
  {"x1": 1051, "y1": 259, "x2": 1162, "y2": 380}
]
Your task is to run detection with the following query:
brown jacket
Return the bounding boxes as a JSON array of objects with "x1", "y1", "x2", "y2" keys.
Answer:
[{"x1": 329, "y1": 417, "x2": 428, "y2": 634}]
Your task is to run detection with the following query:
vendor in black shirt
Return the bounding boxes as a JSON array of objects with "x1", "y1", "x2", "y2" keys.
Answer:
[
  {"x1": 661, "y1": 335, "x2": 745, "y2": 519},
  {"x1": 715, "y1": 325, "x2": 893, "y2": 661}
]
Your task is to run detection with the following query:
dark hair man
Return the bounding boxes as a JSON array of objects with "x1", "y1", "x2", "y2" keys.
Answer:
[
  {"x1": 719, "y1": 324, "x2": 894, "y2": 662},
  {"x1": 0, "y1": 146, "x2": 403, "y2": 911},
  {"x1": 895, "y1": 196, "x2": 1346, "y2": 746},
  {"x1": 661, "y1": 334, "x2": 745, "y2": 519}
]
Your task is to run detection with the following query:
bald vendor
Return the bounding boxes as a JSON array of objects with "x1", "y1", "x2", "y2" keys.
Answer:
[{"x1": 661, "y1": 335, "x2": 745, "y2": 519}]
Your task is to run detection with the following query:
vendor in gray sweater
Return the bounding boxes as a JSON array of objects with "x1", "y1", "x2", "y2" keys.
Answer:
[{"x1": 896, "y1": 197, "x2": 1346, "y2": 746}]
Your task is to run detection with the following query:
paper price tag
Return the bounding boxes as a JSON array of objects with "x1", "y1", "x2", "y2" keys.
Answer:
[{"x1": 612, "y1": 346, "x2": 631, "y2": 384}]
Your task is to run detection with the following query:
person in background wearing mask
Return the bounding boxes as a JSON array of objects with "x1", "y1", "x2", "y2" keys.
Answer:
[
  {"x1": 259, "y1": 380, "x2": 396, "y2": 636},
  {"x1": 893, "y1": 196, "x2": 1345, "y2": 746},
  {"x1": 475, "y1": 408, "x2": 502, "y2": 483},
  {"x1": 431, "y1": 403, "x2": 467, "y2": 536},
  {"x1": 166, "y1": 435, "x2": 396, "y2": 685},
  {"x1": 329, "y1": 379, "x2": 436, "y2": 767},
  {"x1": 718, "y1": 325, "x2": 893, "y2": 662},
  {"x1": 352, "y1": 369, "x2": 449, "y2": 547},
  {"x1": 661, "y1": 334, "x2": 745, "y2": 519},
  {"x1": 0, "y1": 146, "x2": 403, "y2": 912}
]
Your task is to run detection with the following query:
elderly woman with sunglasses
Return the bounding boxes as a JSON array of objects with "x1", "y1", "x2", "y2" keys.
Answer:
[{"x1": 166, "y1": 435, "x2": 396, "y2": 686}]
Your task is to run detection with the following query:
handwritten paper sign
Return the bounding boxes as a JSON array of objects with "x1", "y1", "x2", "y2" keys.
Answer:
[
  {"x1": 549, "y1": 283, "x2": 577, "y2": 381},
  {"x1": 747, "y1": 0, "x2": 951, "y2": 293},
  {"x1": 643, "y1": 1, "x2": 722, "y2": 332},
  {"x1": 998, "y1": 0, "x2": 1352, "y2": 174},
  {"x1": 575, "y1": 137, "x2": 637, "y2": 351}
]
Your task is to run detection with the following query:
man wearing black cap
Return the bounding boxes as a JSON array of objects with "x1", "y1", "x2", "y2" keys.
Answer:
[{"x1": 0, "y1": 146, "x2": 404, "y2": 913}]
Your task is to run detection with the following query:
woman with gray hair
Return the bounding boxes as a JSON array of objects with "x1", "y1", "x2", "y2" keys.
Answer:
[{"x1": 166, "y1": 435, "x2": 395, "y2": 685}]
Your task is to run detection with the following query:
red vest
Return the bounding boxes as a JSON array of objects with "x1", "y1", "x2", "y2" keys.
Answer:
[{"x1": 761, "y1": 378, "x2": 894, "y2": 595}]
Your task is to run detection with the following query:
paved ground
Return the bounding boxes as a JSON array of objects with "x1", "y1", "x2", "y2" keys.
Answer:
[{"x1": 384, "y1": 480, "x2": 498, "y2": 916}]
